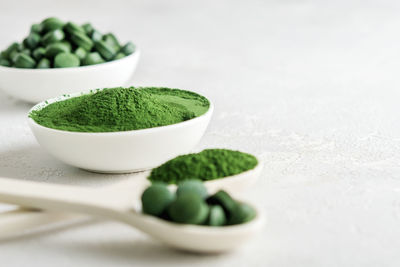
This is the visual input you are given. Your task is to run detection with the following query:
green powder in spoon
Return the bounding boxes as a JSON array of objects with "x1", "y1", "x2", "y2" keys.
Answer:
[
  {"x1": 148, "y1": 149, "x2": 258, "y2": 184},
  {"x1": 29, "y1": 87, "x2": 210, "y2": 132}
]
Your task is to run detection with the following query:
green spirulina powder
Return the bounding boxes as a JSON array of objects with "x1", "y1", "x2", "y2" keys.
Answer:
[
  {"x1": 29, "y1": 87, "x2": 210, "y2": 132},
  {"x1": 148, "y1": 149, "x2": 258, "y2": 184}
]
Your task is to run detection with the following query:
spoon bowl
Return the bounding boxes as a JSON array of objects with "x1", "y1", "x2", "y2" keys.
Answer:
[
  {"x1": 0, "y1": 50, "x2": 140, "y2": 103},
  {"x1": 121, "y1": 205, "x2": 264, "y2": 253},
  {"x1": 28, "y1": 89, "x2": 213, "y2": 173}
]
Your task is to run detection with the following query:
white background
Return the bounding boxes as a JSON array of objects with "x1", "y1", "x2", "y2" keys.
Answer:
[{"x1": 0, "y1": 0, "x2": 400, "y2": 266}]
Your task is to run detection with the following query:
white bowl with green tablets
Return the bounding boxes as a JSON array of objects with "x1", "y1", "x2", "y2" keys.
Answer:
[
  {"x1": 0, "y1": 17, "x2": 139, "y2": 103},
  {"x1": 28, "y1": 87, "x2": 213, "y2": 173}
]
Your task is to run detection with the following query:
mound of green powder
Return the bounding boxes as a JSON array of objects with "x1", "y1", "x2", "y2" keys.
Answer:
[
  {"x1": 148, "y1": 149, "x2": 258, "y2": 184},
  {"x1": 29, "y1": 87, "x2": 210, "y2": 132}
]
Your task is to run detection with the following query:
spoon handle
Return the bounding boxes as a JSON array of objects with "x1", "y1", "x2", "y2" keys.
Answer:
[
  {"x1": 0, "y1": 177, "x2": 117, "y2": 217},
  {"x1": 0, "y1": 208, "x2": 87, "y2": 240},
  {"x1": 0, "y1": 176, "x2": 152, "y2": 238}
]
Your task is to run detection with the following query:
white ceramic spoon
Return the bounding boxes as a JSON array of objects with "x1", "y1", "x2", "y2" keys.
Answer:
[
  {"x1": 0, "y1": 165, "x2": 264, "y2": 252},
  {"x1": 0, "y1": 163, "x2": 263, "y2": 239}
]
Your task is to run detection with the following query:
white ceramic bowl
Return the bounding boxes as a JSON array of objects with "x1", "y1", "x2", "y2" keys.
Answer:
[
  {"x1": 0, "y1": 50, "x2": 140, "y2": 103},
  {"x1": 28, "y1": 90, "x2": 213, "y2": 173}
]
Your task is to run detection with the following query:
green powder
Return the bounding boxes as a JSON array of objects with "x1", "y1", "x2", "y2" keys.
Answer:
[
  {"x1": 148, "y1": 149, "x2": 258, "y2": 184},
  {"x1": 29, "y1": 87, "x2": 210, "y2": 132}
]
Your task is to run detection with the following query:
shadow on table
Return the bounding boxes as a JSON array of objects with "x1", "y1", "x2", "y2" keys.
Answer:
[
  {"x1": 0, "y1": 212, "x2": 97, "y2": 244},
  {"x1": 59, "y1": 238, "x2": 226, "y2": 263},
  {"x1": 0, "y1": 144, "x2": 132, "y2": 186},
  {"x1": 0, "y1": 90, "x2": 32, "y2": 113},
  {"x1": 1, "y1": 224, "x2": 226, "y2": 262}
]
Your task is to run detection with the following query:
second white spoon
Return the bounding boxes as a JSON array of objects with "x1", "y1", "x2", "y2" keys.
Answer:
[{"x1": 0, "y1": 165, "x2": 264, "y2": 252}]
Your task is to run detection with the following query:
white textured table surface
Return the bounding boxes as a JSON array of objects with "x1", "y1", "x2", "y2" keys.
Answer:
[{"x1": 1, "y1": 0, "x2": 400, "y2": 266}]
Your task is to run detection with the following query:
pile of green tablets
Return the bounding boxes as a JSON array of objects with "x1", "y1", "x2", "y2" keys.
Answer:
[
  {"x1": 0, "y1": 17, "x2": 136, "y2": 68},
  {"x1": 141, "y1": 180, "x2": 257, "y2": 226}
]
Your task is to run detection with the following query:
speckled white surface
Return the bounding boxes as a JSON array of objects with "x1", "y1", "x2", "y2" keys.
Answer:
[{"x1": 1, "y1": 0, "x2": 400, "y2": 266}]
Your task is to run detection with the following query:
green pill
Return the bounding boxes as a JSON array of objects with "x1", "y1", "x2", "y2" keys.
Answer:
[
  {"x1": 70, "y1": 31, "x2": 93, "y2": 51},
  {"x1": 14, "y1": 53, "x2": 36, "y2": 68},
  {"x1": 2, "y1": 42, "x2": 19, "y2": 60},
  {"x1": 207, "y1": 205, "x2": 227, "y2": 226},
  {"x1": 23, "y1": 33, "x2": 40, "y2": 49},
  {"x1": 74, "y1": 47, "x2": 87, "y2": 60},
  {"x1": 207, "y1": 190, "x2": 237, "y2": 218},
  {"x1": 94, "y1": 40, "x2": 116, "y2": 61},
  {"x1": 120, "y1": 41, "x2": 135, "y2": 55},
  {"x1": 1, "y1": 19, "x2": 134, "y2": 68},
  {"x1": 168, "y1": 193, "x2": 209, "y2": 224},
  {"x1": 177, "y1": 180, "x2": 208, "y2": 199},
  {"x1": 41, "y1": 29, "x2": 65, "y2": 45},
  {"x1": 0, "y1": 58, "x2": 10, "y2": 67},
  {"x1": 141, "y1": 183, "x2": 175, "y2": 217},
  {"x1": 21, "y1": 49, "x2": 31, "y2": 56},
  {"x1": 228, "y1": 203, "x2": 256, "y2": 225},
  {"x1": 16, "y1": 43, "x2": 24, "y2": 51},
  {"x1": 45, "y1": 42, "x2": 70, "y2": 58},
  {"x1": 0, "y1": 51, "x2": 7, "y2": 59},
  {"x1": 7, "y1": 42, "x2": 19, "y2": 51},
  {"x1": 30, "y1": 23, "x2": 43, "y2": 34},
  {"x1": 9, "y1": 50, "x2": 20, "y2": 63},
  {"x1": 64, "y1": 22, "x2": 85, "y2": 35},
  {"x1": 32, "y1": 47, "x2": 46, "y2": 60},
  {"x1": 54, "y1": 52, "x2": 80, "y2": 68},
  {"x1": 103, "y1": 33, "x2": 120, "y2": 51},
  {"x1": 114, "y1": 52, "x2": 125, "y2": 60},
  {"x1": 41, "y1": 17, "x2": 65, "y2": 32},
  {"x1": 36, "y1": 58, "x2": 51, "y2": 68},
  {"x1": 60, "y1": 41, "x2": 72, "y2": 50},
  {"x1": 82, "y1": 52, "x2": 105, "y2": 65},
  {"x1": 90, "y1": 30, "x2": 102, "y2": 42},
  {"x1": 60, "y1": 41, "x2": 72, "y2": 51},
  {"x1": 82, "y1": 23, "x2": 94, "y2": 35}
]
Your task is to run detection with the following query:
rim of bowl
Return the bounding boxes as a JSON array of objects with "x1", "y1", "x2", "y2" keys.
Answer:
[
  {"x1": 0, "y1": 48, "x2": 140, "y2": 72},
  {"x1": 28, "y1": 88, "x2": 214, "y2": 136}
]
